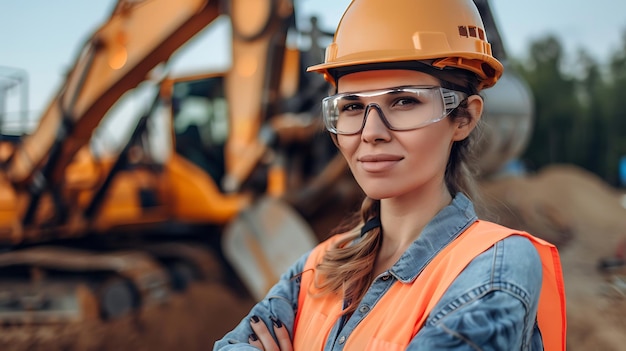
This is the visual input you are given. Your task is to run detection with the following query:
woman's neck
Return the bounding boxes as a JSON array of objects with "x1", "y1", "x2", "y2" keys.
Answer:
[{"x1": 374, "y1": 185, "x2": 452, "y2": 275}]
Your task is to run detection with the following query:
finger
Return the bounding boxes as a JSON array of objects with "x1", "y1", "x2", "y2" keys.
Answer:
[
  {"x1": 248, "y1": 333, "x2": 264, "y2": 350},
  {"x1": 250, "y1": 315, "x2": 279, "y2": 351},
  {"x1": 270, "y1": 316, "x2": 293, "y2": 351}
]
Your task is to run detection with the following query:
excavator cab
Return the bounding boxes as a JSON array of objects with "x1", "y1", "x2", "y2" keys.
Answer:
[{"x1": 170, "y1": 74, "x2": 228, "y2": 187}]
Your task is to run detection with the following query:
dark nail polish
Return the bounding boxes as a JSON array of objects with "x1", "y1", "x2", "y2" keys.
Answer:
[
  {"x1": 270, "y1": 316, "x2": 283, "y2": 328},
  {"x1": 250, "y1": 315, "x2": 260, "y2": 323},
  {"x1": 249, "y1": 333, "x2": 258, "y2": 342}
]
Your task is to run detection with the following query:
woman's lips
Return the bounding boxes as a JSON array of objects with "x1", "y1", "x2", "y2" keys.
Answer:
[{"x1": 358, "y1": 154, "x2": 403, "y2": 172}]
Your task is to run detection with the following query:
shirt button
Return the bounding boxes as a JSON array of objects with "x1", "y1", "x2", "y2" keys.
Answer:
[
  {"x1": 381, "y1": 274, "x2": 390, "y2": 281},
  {"x1": 359, "y1": 305, "x2": 370, "y2": 313},
  {"x1": 338, "y1": 336, "x2": 346, "y2": 344}
]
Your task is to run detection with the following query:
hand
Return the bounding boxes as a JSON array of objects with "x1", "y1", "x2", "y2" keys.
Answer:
[{"x1": 248, "y1": 315, "x2": 293, "y2": 351}]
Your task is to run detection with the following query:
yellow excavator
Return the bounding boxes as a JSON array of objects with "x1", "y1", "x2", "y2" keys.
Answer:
[
  {"x1": 0, "y1": 0, "x2": 337, "y2": 323},
  {"x1": 0, "y1": 0, "x2": 533, "y2": 325}
]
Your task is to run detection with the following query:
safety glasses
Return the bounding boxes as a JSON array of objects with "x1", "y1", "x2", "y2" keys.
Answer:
[{"x1": 321, "y1": 85, "x2": 467, "y2": 135}]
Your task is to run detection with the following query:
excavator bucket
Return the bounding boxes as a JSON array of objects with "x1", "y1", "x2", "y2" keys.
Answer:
[{"x1": 222, "y1": 196, "x2": 318, "y2": 301}]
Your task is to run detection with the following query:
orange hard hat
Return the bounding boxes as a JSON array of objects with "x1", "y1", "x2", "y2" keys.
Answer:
[{"x1": 307, "y1": 0, "x2": 503, "y2": 89}]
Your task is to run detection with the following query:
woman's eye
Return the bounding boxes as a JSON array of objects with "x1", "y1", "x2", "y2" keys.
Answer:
[
  {"x1": 340, "y1": 103, "x2": 364, "y2": 114},
  {"x1": 393, "y1": 97, "x2": 419, "y2": 108}
]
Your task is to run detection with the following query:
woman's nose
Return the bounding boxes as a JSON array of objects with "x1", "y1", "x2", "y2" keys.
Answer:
[{"x1": 361, "y1": 106, "x2": 391, "y2": 142}]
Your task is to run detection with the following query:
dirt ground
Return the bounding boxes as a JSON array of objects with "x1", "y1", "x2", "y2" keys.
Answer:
[
  {"x1": 0, "y1": 282, "x2": 256, "y2": 351},
  {"x1": 1, "y1": 164, "x2": 625, "y2": 350}
]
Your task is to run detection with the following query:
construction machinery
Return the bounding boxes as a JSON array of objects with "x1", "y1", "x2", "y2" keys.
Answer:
[
  {"x1": 0, "y1": 0, "x2": 533, "y2": 325},
  {"x1": 0, "y1": 0, "x2": 340, "y2": 323}
]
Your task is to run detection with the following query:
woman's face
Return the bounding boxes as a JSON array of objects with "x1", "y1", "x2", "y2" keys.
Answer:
[{"x1": 334, "y1": 69, "x2": 478, "y2": 200}]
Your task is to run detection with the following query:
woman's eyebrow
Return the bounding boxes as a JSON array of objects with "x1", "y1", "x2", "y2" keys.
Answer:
[{"x1": 341, "y1": 94, "x2": 361, "y2": 101}]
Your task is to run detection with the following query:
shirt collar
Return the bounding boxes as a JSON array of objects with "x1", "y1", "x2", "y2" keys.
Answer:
[{"x1": 388, "y1": 192, "x2": 478, "y2": 283}]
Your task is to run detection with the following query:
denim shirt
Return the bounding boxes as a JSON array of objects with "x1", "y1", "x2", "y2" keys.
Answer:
[{"x1": 214, "y1": 193, "x2": 544, "y2": 350}]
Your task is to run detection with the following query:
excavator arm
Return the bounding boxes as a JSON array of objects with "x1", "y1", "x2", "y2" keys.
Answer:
[{"x1": 5, "y1": 0, "x2": 220, "y2": 197}]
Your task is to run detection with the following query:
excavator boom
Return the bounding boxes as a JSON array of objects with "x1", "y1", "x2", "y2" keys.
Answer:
[{"x1": 5, "y1": 0, "x2": 219, "y2": 188}]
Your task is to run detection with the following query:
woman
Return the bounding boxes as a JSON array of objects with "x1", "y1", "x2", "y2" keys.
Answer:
[{"x1": 214, "y1": 0, "x2": 566, "y2": 350}]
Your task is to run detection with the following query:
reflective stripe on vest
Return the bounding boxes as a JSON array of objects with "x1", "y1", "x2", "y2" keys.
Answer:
[{"x1": 293, "y1": 220, "x2": 566, "y2": 351}]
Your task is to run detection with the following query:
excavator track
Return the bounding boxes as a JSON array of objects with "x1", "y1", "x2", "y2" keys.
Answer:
[{"x1": 0, "y1": 246, "x2": 172, "y2": 324}]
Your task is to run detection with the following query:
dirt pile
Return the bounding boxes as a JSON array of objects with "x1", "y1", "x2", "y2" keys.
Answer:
[{"x1": 480, "y1": 164, "x2": 626, "y2": 350}]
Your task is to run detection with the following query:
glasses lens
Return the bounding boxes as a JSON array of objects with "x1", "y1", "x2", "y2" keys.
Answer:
[{"x1": 322, "y1": 86, "x2": 465, "y2": 134}]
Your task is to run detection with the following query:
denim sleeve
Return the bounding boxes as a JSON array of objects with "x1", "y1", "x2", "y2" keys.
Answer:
[
  {"x1": 408, "y1": 236, "x2": 544, "y2": 351},
  {"x1": 213, "y1": 251, "x2": 310, "y2": 350}
]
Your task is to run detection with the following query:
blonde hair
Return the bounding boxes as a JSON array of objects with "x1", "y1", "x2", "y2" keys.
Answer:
[{"x1": 313, "y1": 198, "x2": 381, "y2": 314}]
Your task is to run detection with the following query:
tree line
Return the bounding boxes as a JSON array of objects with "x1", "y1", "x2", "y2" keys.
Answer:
[{"x1": 510, "y1": 30, "x2": 626, "y2": 187}]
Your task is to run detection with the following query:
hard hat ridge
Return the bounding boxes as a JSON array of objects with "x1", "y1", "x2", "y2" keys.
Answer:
[{"x1": 307, "y1": 0, "x2": 504, "y2": 89}]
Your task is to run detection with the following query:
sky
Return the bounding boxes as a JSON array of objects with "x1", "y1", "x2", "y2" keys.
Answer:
[{"x1": 1, "y1": 0, "x2": 625, "y2": 118}]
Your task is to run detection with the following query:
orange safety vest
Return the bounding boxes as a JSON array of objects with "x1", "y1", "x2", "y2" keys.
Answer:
[{"x1": 293, "y1": 220, "x2": 566, "y2": 351}]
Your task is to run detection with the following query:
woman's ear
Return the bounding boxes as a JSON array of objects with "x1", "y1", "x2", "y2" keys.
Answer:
[{"x1": 452, "y1": 94, "x2": 483, "y2": 141}]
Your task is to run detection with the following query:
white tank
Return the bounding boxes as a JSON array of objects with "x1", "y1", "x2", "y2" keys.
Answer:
[{"x1": 475, "y1": 62, "x2": 534, "y2": 177}]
